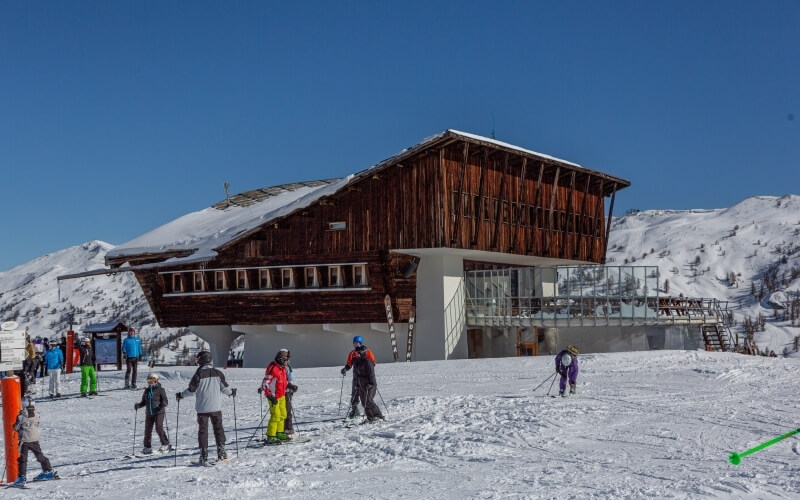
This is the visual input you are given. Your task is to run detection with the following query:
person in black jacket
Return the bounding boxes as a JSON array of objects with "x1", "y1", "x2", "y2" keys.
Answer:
[
  {"x1": 134, "y1": 372, "x2": 173, "y2": 454},
  {"x1": 351, "y1": 345, "x2": 384, "y2": 422}
]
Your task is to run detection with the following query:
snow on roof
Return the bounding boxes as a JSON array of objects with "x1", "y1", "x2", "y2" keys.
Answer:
[
  {"x1": 107, "y1": 176, "x2": 353, "y2": 265},
  {"x1": 83, "y1": 320, "x2": 128, "y2": 333}
]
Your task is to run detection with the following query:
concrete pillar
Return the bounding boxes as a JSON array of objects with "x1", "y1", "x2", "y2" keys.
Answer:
[
  {"x1": 190, "y1": 325, "x2": 239, "y2": 367},
  {"x1": 541, "y1": 327, "x2": 558, "y2": 355},
  {"x1": 415, "y1": 254, "x2": 468, "y2": 361}
]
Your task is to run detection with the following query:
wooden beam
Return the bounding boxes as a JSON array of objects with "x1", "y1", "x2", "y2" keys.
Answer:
[
  {"x1": 545, "y1": 166, "x2": 561, "y2": 256},
  {"x1": 574, "y1": 174, "x2": 592, "y2": 259},
  {"x1": 471, "y1": 149, "x2": 488, "y2": 246},
  {"x1": 437, "y1": 148, "x2": 446, "y2": 246},
  {"x1": 591, "y1": 179, "x2": 605, "y2": 260},
  {"x1": 603, "y1": 182, "x2": 618, "y2": 261},
  {"x1": 527, "y1": 162, "x2": 545, "y2": 254},
  {"x1": 510, "y1": 157, "x2": 527, "y2": 251},
  {"x1": 491, "y1": 153, "x2": 509, "y2": 250},
  {"x1": 450, "y1": 142, "x2": 470, "y2": 245},
  {"x1": 559, "y1": 171, "x2": 576, "y2": 259}
]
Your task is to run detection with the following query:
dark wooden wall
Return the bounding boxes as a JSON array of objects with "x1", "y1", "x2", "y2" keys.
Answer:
[{"x1": 127, "y1": 137, "x2": 619, "y2": 328}]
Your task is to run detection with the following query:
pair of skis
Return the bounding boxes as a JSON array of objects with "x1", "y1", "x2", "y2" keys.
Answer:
[{"x1": 384, "y1": 294, "x2": 415, "y2": 362}]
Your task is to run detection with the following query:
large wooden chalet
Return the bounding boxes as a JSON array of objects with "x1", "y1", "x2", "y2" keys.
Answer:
[{"x1": 104, "y1": 130, "x2": 630, "y2": 368}]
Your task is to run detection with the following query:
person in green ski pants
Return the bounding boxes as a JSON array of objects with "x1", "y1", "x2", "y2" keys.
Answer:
[{"x1": 77, "y1": 337, "x2": 98, "y2": 396}]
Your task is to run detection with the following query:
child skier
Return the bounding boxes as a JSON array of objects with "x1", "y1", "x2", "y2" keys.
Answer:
[
  {"x1": 555, "y1": 345, "x2": 580, "y2": 397},
  {"x1": 44, "y1": 340, "x2": 64, "y2": 398},
  {"x1": 261, "y1": 350, "x2": 290, "y2": 444},
  {"x1": 134, "y1": 372, "x2": 173, "y2": 454},
  {"x1": 176, "y1": 351, "x2": 236, "y2": 465},
  {"x1": 351, "y1": 344, "x2": 384, "y2": 422},
  {"x1": 12, "y1": 398, "x2": 58, "y2": 485},
  {"x1": 340, "y1": 336, "x2": 376, "y2": 419}
]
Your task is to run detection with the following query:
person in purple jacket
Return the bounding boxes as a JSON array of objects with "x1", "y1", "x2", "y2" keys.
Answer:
[{"x1": 555, "y1": 345, "x2": 580, "y2": 397}]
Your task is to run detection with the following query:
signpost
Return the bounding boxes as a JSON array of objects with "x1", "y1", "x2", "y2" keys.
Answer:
[{"x1": 0, "y1": 321, "x2": 26, "y2": 372}]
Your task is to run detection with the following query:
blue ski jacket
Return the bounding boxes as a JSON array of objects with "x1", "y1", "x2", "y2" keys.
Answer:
[
  {"x1": 122, "y1": 335, "x2": 143, "y2": 358},
  {"x1": 44, "y1": 347, "x2": 64, "y2": 370}
]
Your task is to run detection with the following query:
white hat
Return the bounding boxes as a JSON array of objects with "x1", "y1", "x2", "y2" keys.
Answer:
[{"x1": 147, "y1": 373, "x2": 160, "y2": 380}]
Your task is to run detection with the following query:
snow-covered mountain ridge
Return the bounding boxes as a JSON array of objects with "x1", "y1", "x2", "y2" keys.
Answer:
[{"x1": 1, "y1": 194, "x2": 798, "y2": 354}]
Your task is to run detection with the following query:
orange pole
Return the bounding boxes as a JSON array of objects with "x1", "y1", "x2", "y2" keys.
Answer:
[
  {"x1": 66, "y1": 330, "x2": 75, "y2": 374},
  {"x1": 1, "y1": 376, "x2": 22, "y2": 483}
]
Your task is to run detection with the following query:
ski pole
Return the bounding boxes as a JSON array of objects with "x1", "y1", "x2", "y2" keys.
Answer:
[
  {"x1": 174, "y1": 398, "x2": 180, "y2": 467},
  {"x1": 533, "y1": 372, "x2": 557, "y2": 393},
  {"x1": 337, "y1": 373, "x2": 345, "y2": 418},
  {"x1": 729, "y1": 428, "x2": 800, "y2": 465},
  {"x1": 232, "y1": 391, "x2": 239, "y2": 457},
  {"x1": 546, "y1": 371, "x2": 558, "y2": 397},
  {"x1": 245, "y1": 406, "x2": 271, "y2": 450},
  {"x1": 133, "y1": 408, "x2": 139, "y2": 457},
  {"x1": 375, "y1": 386, "x2": 389, "y2": 418},
  {"x1": 290, "y1": 404, "x2": 300, "y2": 433}
]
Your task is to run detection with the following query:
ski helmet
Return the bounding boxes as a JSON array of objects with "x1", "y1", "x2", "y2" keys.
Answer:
[
  {"x1": 567, "y1": 345, "x2": 579, "y2": 356},
  {"x1": 195, "y1": 351, "x2": 212, "y2": 366},
  {"x1": 275, "y1": 351, "x2": 287, "y2": 365},
  {"x1": 561, "y1": 353, "x2": 572, "y2": 367},
  {"x1": 353, "y1": 335, "x2": 364, "y2": 344}
]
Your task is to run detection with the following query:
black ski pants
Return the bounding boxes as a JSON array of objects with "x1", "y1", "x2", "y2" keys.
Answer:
[
  {"x1": 18, "y1": 441, "x2": 51, "y2": 477},
  {"x1": 197, "y1": 411, "x2": 225, "y2": 453},
  {"x1": 144, "y1": 412, "x2": 170, "y2": 448},
  {"x1": 357, "y1": 384, "x2": 383, "y2": 420},
  {"x1": 125, "y1": 357, "x2": 139, "y2": 386}
]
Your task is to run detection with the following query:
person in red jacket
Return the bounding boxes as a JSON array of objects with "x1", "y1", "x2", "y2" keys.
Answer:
[
  {"x1": 340, "y1": 335, "x2": 376, "y2": 419},
  {"x1": 260, "y1": 351, "x2": 290, "y2": 444}
]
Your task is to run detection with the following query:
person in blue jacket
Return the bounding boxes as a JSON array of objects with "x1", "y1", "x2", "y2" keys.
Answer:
[
  {"x1": 122, "y1": 328, "x2": 143, "y2": 389},
  {"x1": 555, "y1": 345, "x2": 580, "y2": 397},
  {"x1": 43, "y1": 340, "x2": 65, "y2": 398}
]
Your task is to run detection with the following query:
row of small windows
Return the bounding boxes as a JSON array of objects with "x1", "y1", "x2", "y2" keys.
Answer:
[
  {"x1": 451, "y1": 191, "x2": 599, "y2": 236},
  {"x1": 168, "y1": 264, "x2": 368, "y2": 293}
]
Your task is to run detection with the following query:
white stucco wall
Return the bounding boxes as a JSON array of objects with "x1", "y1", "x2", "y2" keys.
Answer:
[{"x1": 415, "y1": 254, "x2": 468, "y2": 361}]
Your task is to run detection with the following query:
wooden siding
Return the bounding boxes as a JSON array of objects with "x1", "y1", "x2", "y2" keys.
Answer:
[{"x1": 122, "y1": 135, "x2": 625, "y2": 328}]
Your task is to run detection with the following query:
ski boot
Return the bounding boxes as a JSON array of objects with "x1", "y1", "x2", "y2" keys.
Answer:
[
  {"x1": 346, "y1": 408, "x2": 361, "y2": 419},
  {"x1": 217, "y1": 446, "x2": 228, "y2": 461},
  {"x1": 569, "y1": 384, "x2": 577, "y2": 395},
  {"x1": 276, "y1": 432, "x2": 292, "y2": 441},
  {"x1": 559, "y1": 390, "x2": 566, "y2": 398},
  {"x1": 124, "y1": 382, "x2": 130, "y2": 389},
  {"x1": 55, "y1": 393, "x2": 62, "y2": 398},
  {"x1": 158, "y1": 444, "x2": 174, "y2": 453},
  {"x1": 141, "y1": 447, "x2": 153, "y2": 455},
  {"x1": 196, "y1": 450, "x2": 208, "y2": 465},
  {"x1": 89, "y1": 391, "x2": 98, "y2": 396},
  {"x1": 265, "y1": 435, "x2": 281, "y2": 445},
  {"x1": 34, "y1": 470, "x2": 57, "y2": 481},
  {"x1": 12, "y1": 475, "x2": 26, "y2": 486}
]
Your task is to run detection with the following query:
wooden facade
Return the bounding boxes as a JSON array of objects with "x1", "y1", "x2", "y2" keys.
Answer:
[{"x1": 108, "y1": 131, "x2": 630, "y2": 329}]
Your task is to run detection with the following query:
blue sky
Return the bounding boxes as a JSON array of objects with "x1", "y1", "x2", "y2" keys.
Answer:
[{"x1": 1, "y1": 1, "x2": 798, "y2": 272}]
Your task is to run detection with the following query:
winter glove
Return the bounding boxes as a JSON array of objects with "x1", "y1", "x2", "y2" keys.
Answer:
[
  {"x1": 175, "y1": 392, "x2": 183, "y2": 401},
  {"x1": 288, "y1": 384, "x2": 298, "y2": 393},
  {"x1": 257, "y1": 387, "x2": 263, "y2": 395},
  {"x1": 230, "y1": 388, "x2": 237, "y2": 397},
  {"x1": 340, "y1": 366, "x2": 348, "y2": 375},
  {"x1": 267, "y1": 394, "x2": 278, "y2": 405},
  {"x1": 134, "y1": 403, "x2": 140, "y2": 410}
]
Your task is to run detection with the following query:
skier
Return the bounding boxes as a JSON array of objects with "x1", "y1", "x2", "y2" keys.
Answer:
[
  {"x1": 78, "y1": 337, "x2": 98, "y2": 396},
  {"x1": 260, "y1": 350, "x2": 290, "y2": 444},
  {"x1": 33, "y1": 336, "x2": 45, "y2": 378},
  {"x1": 134, "y1": 372, "x2": 172, "y2": 454},
  {"x1": 340, "y1": 335, "x2": 376, "y2": 419},
  {"x1": 555, "y1": 345, "x2": 580, "y2": 397},
  {"x1": 122, "y1": 327, "x2": 143, "y2": 389},
  {"x1": 176, "y1": 351, "x2": 236, "y2": 464},
  {"x1": 12, "y1": 398, "x2": 58, "y2": 485},
  {"x1": 281, "y1": 349, "x2": 299, "y2": 435},
  {"x1": 351, "y1": 345, "x2": 384, "y2": 422},
  {"x1": 43, "y1": 340, "x2": 64, "y2": 398}
]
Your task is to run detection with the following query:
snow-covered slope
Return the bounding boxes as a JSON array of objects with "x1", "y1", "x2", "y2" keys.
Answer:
[
  {"x1": 2, "y1": 351, "x2": 799, "y2": 498},
  {"x1": 608, "y1": 194, "x2": 800, "y2": 354},
  {"x1": 0, "y1": 240, "x2": 183, "y2": 343}
]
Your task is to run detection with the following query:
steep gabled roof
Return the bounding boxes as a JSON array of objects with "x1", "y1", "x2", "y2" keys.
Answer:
[{"x1": 106, "y1": 130, "x2": 629, "y2": 268}]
